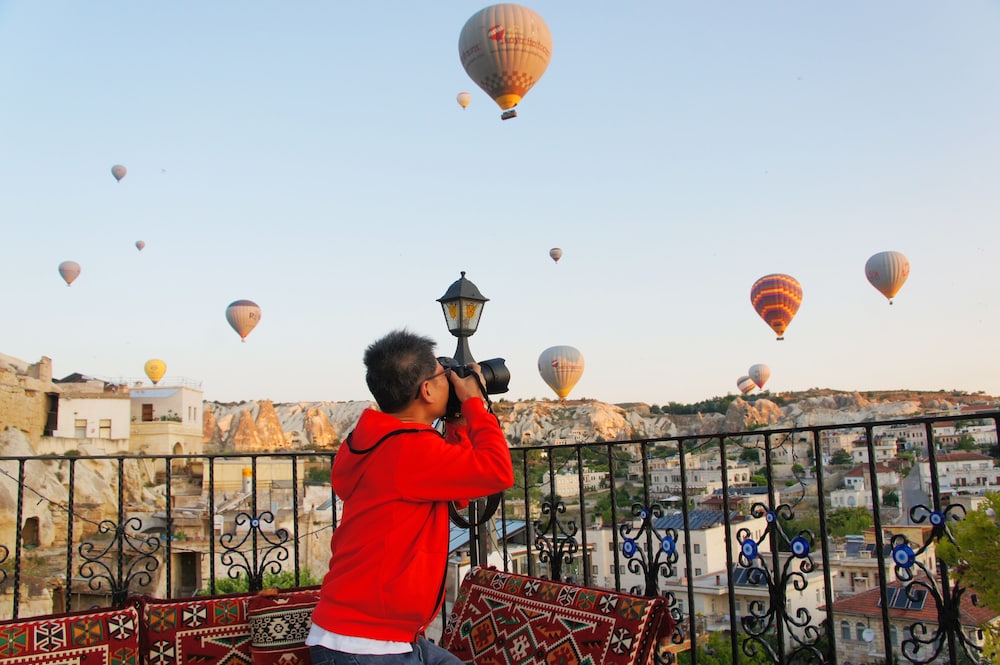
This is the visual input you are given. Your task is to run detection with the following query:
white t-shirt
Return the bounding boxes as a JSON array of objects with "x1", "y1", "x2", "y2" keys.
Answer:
[{"x1": 305, "y1": 623, "x2": 412, "y2": 655}]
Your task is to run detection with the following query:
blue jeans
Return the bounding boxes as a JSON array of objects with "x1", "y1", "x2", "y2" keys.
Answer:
[{"x1": 309, "y1": 638, "x2": 463, "y2": 665}]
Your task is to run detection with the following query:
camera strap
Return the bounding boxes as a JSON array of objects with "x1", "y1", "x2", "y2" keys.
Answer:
[{"x1": 345, "y1": 427, "x2": 442, "y2": 455}]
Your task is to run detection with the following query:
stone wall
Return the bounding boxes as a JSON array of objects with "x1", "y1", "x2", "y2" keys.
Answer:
[{"x1": 0, "y1": 355, "x2": 54, "y2": 446}]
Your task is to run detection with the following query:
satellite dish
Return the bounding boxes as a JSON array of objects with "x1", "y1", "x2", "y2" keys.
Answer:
[{"x1": 862, "y1": 628, "x2": 875, "y2": 643}]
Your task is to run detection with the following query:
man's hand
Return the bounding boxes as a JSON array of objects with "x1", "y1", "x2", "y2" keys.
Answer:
[{"x1": 448, "y1": 362, "x2": 487, "y2": 406}]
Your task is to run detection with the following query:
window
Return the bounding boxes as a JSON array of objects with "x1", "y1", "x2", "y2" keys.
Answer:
[
  {"x1": 609, "y1": 565, "x2": 616, "y2": 575},
  {"x1": 99, "y1": 419, "x2": 111, "y2": 439},
  {"x1": 841, "y1": 621, "x2": 851, "y2": 640},
  {"x1": 609, "y1": 542, "x2": 616, "y2": 552},
  {"x1": 856, "y1": 623, "x2": 866, "y2": 641},
  {"x1": 142, "y1": 404, "x2": 154, "y2": 422},
  {"x1": 74, "y1": 419, "x2": 86, "y2": 438},
  {"x1": 591, "y1": 565, "x2": 598, "y2": 575},
  {"x1": 695, "y1": 568, "x2": 702, "y2": 576},
  {"x1": 693, "y1": 544, "x2": 701, "y2": 554}
]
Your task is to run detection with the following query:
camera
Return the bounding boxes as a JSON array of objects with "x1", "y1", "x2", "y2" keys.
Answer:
[{"x1": 438, "y1": 356, "x2": 510, "y2": 419}]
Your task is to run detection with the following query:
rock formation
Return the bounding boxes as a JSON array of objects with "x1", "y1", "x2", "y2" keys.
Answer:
[
  {"x1": 304, "y1": 407, "x2": 339, "y2": 448},
  {"x1": 227, "y1": 408, "x2": 264, "y2": 451},
  {"x1": 255, "y1": 400, "x2": 286, "y2": 449}
]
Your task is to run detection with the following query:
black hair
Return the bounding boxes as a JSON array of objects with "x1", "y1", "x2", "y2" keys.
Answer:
[{"x1": 364, "y1": 329, "x2": 438, "y2": 413}]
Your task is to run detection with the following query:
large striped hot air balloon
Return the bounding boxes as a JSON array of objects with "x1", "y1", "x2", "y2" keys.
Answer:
[
  {"x1": 737, "y1": 375, "x2": 756, "y2": 396},
  {"x1": 750, "y1": 274, "x2": 802, "y2": 340},
  {"x1": 865, "y1": 251, "x2": 910, "y2": 304},
  {"x1": 226, "y1": 300, "x2": 261, "y2": 342},
  {"x1": 538, "y1": 345, "x2": 584, "y2": 400},
  {"x1": 459, "y1": 4, "x2": 552, "y2": 120}
]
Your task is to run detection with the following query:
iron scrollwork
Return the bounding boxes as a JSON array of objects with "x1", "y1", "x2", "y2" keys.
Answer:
[
  {"x1": 735, "y1": 502, "x2": 828, "y2": 664},
  {"x1": 619, "y1": 503, "x2": 684, "y2": 661},
  {"x1": 219, "y1": 511, "x2": 289, "y2": 592},
  {"x1": 894, "y1": 502, "x2": 984, "y2": 664},
  {"x1": 78, "y1": 517, "x2": 161, "y2": 607},
  {"x1": 533, "y1": 498, "x2": 577, "y2": 582}
]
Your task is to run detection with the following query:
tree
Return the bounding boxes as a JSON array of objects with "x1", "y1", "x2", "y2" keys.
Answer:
[
  {"x1": 883, "y1": 490, "x2": 900, "y2": 507},
  {"x1": 199, "y1": 569, "x2": 320, "y2": 595},
  {"x1": 676, "y1": 630, "x2": 776, "y2": 665},
  {"x1": 830, "y1": 449, "x2": 853, "y2": 465},
  {"x1": 740, "y1": 448, "x2": 761, "y2": 464}
]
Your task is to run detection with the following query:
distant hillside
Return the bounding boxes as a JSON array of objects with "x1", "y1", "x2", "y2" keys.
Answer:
[{"x1": 203, "y1": 389, "x2": 999, "y2": 450}]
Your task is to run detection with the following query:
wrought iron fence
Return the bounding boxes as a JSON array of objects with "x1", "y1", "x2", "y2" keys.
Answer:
[{"x1": 1, "y1": 409, "x2": 998, "y2": 664}]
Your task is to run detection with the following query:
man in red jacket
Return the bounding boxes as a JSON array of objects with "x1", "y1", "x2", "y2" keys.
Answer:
[{"x1": 308, "y1": 329, "x2": 515, "y2": 665}]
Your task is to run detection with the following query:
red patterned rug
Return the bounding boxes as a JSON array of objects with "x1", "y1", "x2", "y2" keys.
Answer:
[
  {"x1": 133, "y1": 592, "x2": 255, "y2": 665},
  {"x1": 440, "y1": 568, "x2": 673, "y2": 665},
  {"x1": 0, "y1": 605, "x2": 140, "y2": 665}
]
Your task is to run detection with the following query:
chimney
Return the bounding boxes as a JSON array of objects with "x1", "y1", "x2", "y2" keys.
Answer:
[{"x1": 242, "y1": 467, "x2": 252, "y2": 494}]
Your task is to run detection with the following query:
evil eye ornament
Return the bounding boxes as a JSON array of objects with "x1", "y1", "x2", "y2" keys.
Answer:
[
  {"x1": 929, "y1": 511, "x2": 945, "y2": 527},
  {"x1": 637, "y1": 508, "x2": 649, "y2": 520},
  {"x1": 623, "y1": 539, "x2": 638, "y2": 557},
  {"x1": 892, "y1": 544, "x2": 916, "y2": 568},
  {"x1": 790, "y1": 536, "x2": 810, "y2": 558},
  {"x1": 250, "y1": 518, "x2": 260, "y2": 528},
  {"x1": 742, "y1": 540, "x2": 759, "y2": 561},
  {"x1": 661, "y1": 536, "x2": 676, "y2": 555},
  {"x1": 765, "y1": 511, "x2": 777, "y2": 524}
]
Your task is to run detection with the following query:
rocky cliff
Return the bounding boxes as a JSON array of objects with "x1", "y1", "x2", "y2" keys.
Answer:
[{"x1": 202, "y1": 390, "x2": 998, "y2": 450}]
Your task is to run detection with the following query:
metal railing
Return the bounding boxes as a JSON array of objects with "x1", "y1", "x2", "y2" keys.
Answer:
[{"x1": 1, "y1": 409, "x2": 998, "y2": 664}]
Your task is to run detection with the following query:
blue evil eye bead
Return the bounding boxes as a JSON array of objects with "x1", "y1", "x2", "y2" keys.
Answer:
[
  {"x1": 892, "y1": 544, "x2": 915, "y2": 568},
  {"x1": 929, "y1": 511, "x2": 945, "y2": 527},
  {"x1": 250, "y1": 518, "x2": 260, "y2": 528},
  {"x1": 623, "y1": 538, "x2": 638, "y2": 557},
  {"x1": 742, "y1": 540, "x2": 759, "y2": 560},
  {"x1": 638, "y1": 508, "x2": 649, "y2": 520},
  {"x1": 765, "y1": 511, "x2": 777, "y2": 524},
  {"x1": 661, "y1": 536, "x2": 676, "y2": 555},
  {"x1": 790, "y1": 536, "x2": 810, "y2": 558}
]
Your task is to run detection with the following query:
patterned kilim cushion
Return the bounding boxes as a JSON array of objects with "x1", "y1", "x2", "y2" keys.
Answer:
[
  {"x1": 133, "y1": 591, "x2": 255, "y2": 665},
  {"x1": 246, "y1": 588, "x2": 321, "y2": 665},
  {"x1": 440, "y1": 567, "x2": 673, "y2": 665},
  {"x1": 0, "y1": 605, "x2": 140, "y2": 665}
]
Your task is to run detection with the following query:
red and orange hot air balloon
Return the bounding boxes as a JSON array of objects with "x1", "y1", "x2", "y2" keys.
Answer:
[{"x1": 750, "y1": 274, "x2": 802, "y2": 340}]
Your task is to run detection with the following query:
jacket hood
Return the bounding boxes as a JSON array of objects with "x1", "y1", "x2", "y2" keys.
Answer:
[{"x1": 332, "y1": 408, "x2": 441, "y2": 500}]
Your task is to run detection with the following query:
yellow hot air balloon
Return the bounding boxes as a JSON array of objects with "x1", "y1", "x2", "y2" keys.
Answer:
[
  {"x1": 58, "y1": 261, "x2": 81, "y2": 286},
  {"x1": 538, "y1": 345, "x2": 584, "y2": 400},
  {"x1": 144, "y1": 359, "x2": 167, "y2": 385},
  {"x1": 459, "y1": 4, "x2": 552, "y2": 120},
  {"x1": 226, "y1": 299, "x2": 261, "y2": 342},
  {"x1": 457, "y1": 91, "x2": 472, "y2": 109},
  {"x1": 111, "y1": 164, "x2": 127, "y2": 182},
  {"x1": 865, "y1": 251, "x2": 910, "y2": 304},
  {"x1": 748, "y1": 363, "x2": 771, "y2": 390}
]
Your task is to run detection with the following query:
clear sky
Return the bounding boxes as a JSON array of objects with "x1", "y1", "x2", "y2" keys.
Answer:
[{"x1": 2, "y1": 2, "x2": 998, "y2": 405}]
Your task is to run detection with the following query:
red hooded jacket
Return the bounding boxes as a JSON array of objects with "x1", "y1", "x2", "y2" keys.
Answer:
[{"x1": 310, "y1": 397, "x2": 514, "y2": 643}]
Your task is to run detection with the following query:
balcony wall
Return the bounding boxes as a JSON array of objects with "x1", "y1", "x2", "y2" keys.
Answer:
[{"x1": 0, "y1": 410, "x2": 998, "y2": 664}]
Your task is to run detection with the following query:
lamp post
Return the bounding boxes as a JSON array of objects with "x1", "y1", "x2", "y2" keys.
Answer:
[
  {"x1": 436, "y1": 271, "x2": 489, "y2": 365},
  {"x1": 437, "y1": 271, "x2": 496, "y2": 566}
]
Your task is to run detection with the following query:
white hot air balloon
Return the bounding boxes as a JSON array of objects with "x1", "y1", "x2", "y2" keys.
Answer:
[
  {"x1": 749, "y1": 364, "x2": 771, "y2": 390},
  {"x1": 226, "y1": 300, "x2": 261, "y2": 342},
  {"x1": 737, "y1": 375, "x2": 756, "y2": 396},
  {"x1": 457, "y1": 91, "x2": 472, "y2": 109},
  {"x1": 459, "y1": 4, "x2": 552, "y2": 120},
  {"x1": 549, "y1": 247, "x2": 562, "y2": 263},
  {"x1": 538, "y1": 345, "x2": 584, "y2": 400},
  {"x1": 865, "y1": 251, "x2": 910, "y2": 304}
]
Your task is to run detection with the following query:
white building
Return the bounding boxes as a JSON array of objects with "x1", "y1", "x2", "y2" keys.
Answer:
[
  {"x1": 917, "y1": 452, "x2": 1000, "y2": 495},
  {"x1": 41, "y1": 374, "x2": 132, "y2": 455},
  {"x1": 130, "y1": 382, "x2": 205, "y2": 460}
]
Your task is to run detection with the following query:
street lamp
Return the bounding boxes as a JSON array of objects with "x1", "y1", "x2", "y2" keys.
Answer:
[
  {"x1": 437, "y1": 271, "x2": 489, "y2": 365},
  {"x1": 437, "y1": 271, "x2": 497, "y2": 567}
]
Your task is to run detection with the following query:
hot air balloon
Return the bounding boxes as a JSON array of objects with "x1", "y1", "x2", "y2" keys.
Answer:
[
  {"x1": 865, "y1": 251, "x2": 910, "y2": 304},
  {"x1": 226, "y1": 300, "x2": 261, "y2": 342},
  {"x1": 459, "y1": 4, "x2": 552, "y2": 120},
  {"x1": 144, "y1": 359, "x2": 167, "y2": 385},
  {"x1": 748, "y1": 363, "x2": 771, "y2": 390},
  {"x1": 538, "y1": 345, "x2": 584, "y2": 400},
  {"x1": 135, "y1": 240, "x2": 145, "y2": 251},
  {"x1": 737, "y1": 375, "x2": 756, "y2": 396},
  {"x1": 549, "y1": 247, "x2": 562, "y2": 263},
  {"x1": 750, "y1": 273, "x2": 802, "y2": 340},
  {"x1": 58, "y1": 261, "x2": 81, "y2": 286},
  {"x1": 111, "y1": 164, "x2": 127, "y2": 182},
  {"x1": 457, "y1": 91, "x2": 472, "y2": 109}
]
